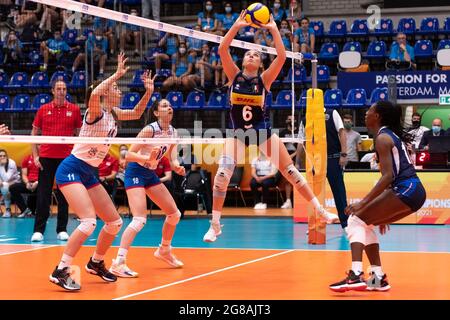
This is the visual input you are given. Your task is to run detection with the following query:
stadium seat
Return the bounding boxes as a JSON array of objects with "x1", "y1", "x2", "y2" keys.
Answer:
[
  {"x1": 184, "y1": 91, "x2": 205, "y2": 109},
  {"x1": 32, "y1": 93, "x2": 52, "y2": 111},
  {"x1": 147, "y1": 92, "x2": 162, "y2": 109},
  {"x1": 69, "y1": 71, "x2": 86, "y2": 91},
  {"x1": 0, "y1": 72, "x2": 8, "y2": 88},
  {"x1": 305, "y1": 65, "x2": 330, "y2": 85},
  {"x1": 343, "y1": 41, "x2": 362, "y2": 52},
  {"x1": 417, "y1": 17, "x2": 439, "y2": 36},
  {"x1": 365, "y1": 40, "x2": 387, "y2": 58},
  {"x1": 28, "y1": 50, "x2": 43, "y2": 68},
  {"x1": 348, "y1": 19, "x2": 369, "y2": 37},
  {"x1": 373, "y1": 18, "x2": 394, "y2": 37},
  {"x1": 441, "y1": 17, "x2": 450, "y2": 35},
  {"x1": 121, "y1": 92, "x2": 140, "y2": 109},
  {"x1": 397, "y1": 18, "x2": 416, "y2": 35},
  {"x1": 414, "y1": 40, "x2": 433, "y2": 59},
  {"x1": 344, "y1": 88, "x2": 367, "y2": 108},
  {"x1": 318, "y1": 43, "x2": 339, "y2": 61},
  {"x1": 26, "y1": 72, "x2": 50, "y2": 92},
  {"x1": 166, "y1": 91, "x2": 183, "y2": 109},
  {"x1": 324, "y1": 89, "x2": 343, "y2": 108},
  {"x1": 127, "y1": 70, "x2": 145, "y2": 90},
  {"x1": 283, "y1": 67, "x2": 306, "y2": 85},
  {"x1": 50, "y1": 71, "x2": 70, "y2": 85},
  {"x1": 4, "y1": 72, "x2": 28, "y2": 93},
  {"x1": 0, "y1": 95, "x2": 10, "y2": 111},
  {"x1": 63, "y1": 29, "x2": 78, "y2": 46},
  {"x1": 310, "y1": 21, "x2": 324, "y2": 37},
  {"x1": 206, "y1": 91, "x2": 227, "y2": 109},
  {"x1": 9, "y1": 94, "x2": 30, "y2": 112},
  {"x1": 368, "y1": 87, "x2": 388, "y2": 105},
  {"x1": 272, "y1": 90, "x2": 294, "y2": 109},
  {"x1": 437, "y1": 39, "x2": 450, "y2": 51},
  {"x1": 328, "y1": 20, "x2": 347, "y2": 38}
]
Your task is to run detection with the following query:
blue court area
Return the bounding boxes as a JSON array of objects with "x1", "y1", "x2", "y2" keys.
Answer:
[{"x1": 0, "y1": 216, "x2": 449, "y2": 253}]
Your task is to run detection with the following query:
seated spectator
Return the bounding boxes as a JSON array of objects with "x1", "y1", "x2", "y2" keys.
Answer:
[
  {"x1": 279, "y1": 19, "x2": 293, "y2": 52},
  {"x1": 15, "y1": 1, "x2": 42, "y2": 30},
  {"x1": 120, "y1": 8, "x2": 141, "y2": 58},
  {"x1": 155, "y1": 32, "x2": 180, "y2": 73},
  {"x1": 2, "y1": 30, "x2": 23, "y2": 65},
  {"x1": 72, "y1": 28, "x2": 108, "y2": 78},
  {"x1": 116, "y1": 144, "x2": 128, "y2": 185},
  {"x1": 408, "y1": 112, "x2": 429, "y2": 150},
  {"x1": 197, "y1": 0, "x2": 219, "y2": 34},
  {"x1": 98, "y1": 153, "x2": 119, "y2": 201},
  {"x1": 213, "y1": 47, "x2": 239, "y2": 88},
  {"x1": 254, "y1": 28, "x2": 273, "y2": 64},
  {"x1": 250, "y1": 153, "x2": 279, "y2": 210},
  {"x1": 186, "y1": 24, "x2": 206, "y2": 59},
  {"x1": 388, "y1": 32, "x2": 416, "y2": 70},
  {"x1": 93, "y1": 15, "x2": 116, "y2": 56},
  {"x1": 162, "y1": 42, "x2": 194, "y2": 92},
  {"x1": 40, "y1": 30, "x2": 71, "y2": 71},
  {"x1": 10, "y1": 154, "x2": 39, "y2": 218},
  {"x1": 343, "y1": 114, "x2": 362, "y2": 162},
  {"x1": 0, "y1": 149, "x2": 20, "y2": 218},
  {"x1": 39, "y1": 5, "x2": 64, "y2": 34},
  {"x1": 154, "y1": 156, "x2": 172, "y2": 192},
  {"x1": 419, "y1": 118, "x2": 446, "y2": 150},
  {"x1": 219, "y1": 2, "x2": 238, "y2": 34},
  {"x1": 294, "y1": 17, "x2": 315, "y2": 53},
  {"x1": 185, "y1": 43, "x2": 216, "y2": 91},
  {"x1": 272, "y1": 0, "x2": 286, "y2": 23},
  {"x1": 285, "y1": 0, "x2": 303, "y2": 21}
]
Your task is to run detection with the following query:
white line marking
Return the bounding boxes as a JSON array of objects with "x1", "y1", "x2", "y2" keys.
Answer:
[
  {"x1": 113, "y1": 249, "x2": 295, "y2": 300},
  {"x1": 0, "y1": 238, "x2": 17, "y2": 242},
  {"x1": 0, "y1": 245, "x2": 58, "y2": 256}
]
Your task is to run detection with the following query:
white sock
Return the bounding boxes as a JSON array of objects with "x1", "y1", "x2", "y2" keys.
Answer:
[
  {"x1": 117, "y1": 248, "x2": 128, "y2": 262},
  {"x1": 351, "y1": 261, "x2": 363, "y2": 275},
  {"x1": 310, "y1": 197, "x2": 323, "y2": 212},
  {"x1": 161, "y1": 239, "x2": 171, "y2": 248},
  {"x1": 212, "y1": 210, "x2": 221, "y2": 224},
  {"x1": 58, "y1": 254, "x2": 73, "y2": 270},
  {"x1": 371, "y1": 266, "x2": 384, "y2": 277},
  {"x1": 92, "y1": 252, "x2": 104, "y2": 263}
]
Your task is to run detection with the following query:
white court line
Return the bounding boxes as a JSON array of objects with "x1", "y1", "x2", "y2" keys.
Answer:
[
  {"x1": 0, "y1": 245, "x2": 58, "y2": 256},
  {"x1": 113, "y1": 249, "x2": 295, "y2": 300},
  {"x1": 0, "y1": 238, "x2": 18, "y2": 242}
]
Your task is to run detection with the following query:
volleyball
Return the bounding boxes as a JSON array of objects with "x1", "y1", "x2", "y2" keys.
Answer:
[{"x1": 245, "y1": 3, "x2": 270, "y2": 28}]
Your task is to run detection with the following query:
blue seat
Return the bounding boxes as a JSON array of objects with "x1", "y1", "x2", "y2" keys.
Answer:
[
  {"x1": 441, "y1": 17, "x2": 450, "y2": 35},
  {"x1": 310, "y1": 21, "x2": 324, "y2": 37},
  {"x1": 417, "y1": 17, "x2": 439, "y2": 36},
  {"x1": 368, "y1": 87, "x2": 388, "y2": 105},
  {"x1": 0, "y1": 72, "x2": 8, "y2": 88},
  {"x1": 397, "y1": 18, "x2": 416, "y2": 35},
  {"x1": 28, "y1": 50, "x2": 43, "y2": 67},
  {"x1": 4, "y1": 72, "x2": 28, "y2": 92},
  {"x1": 344, "y1": 88, "x2": 367, "y2": 108},
  {"x1": 121, "y1": 92, "x2": 140, "y2": 109},
  {"x1": 414, "y1": 40, "x2": 433, "y2": 59},
  {"x1": 184, "y1": 91, "x2": 205, "y2": 109},
  {"x1": 328, "y1": 20, "x2": 347, "y2": 38},
  {"x1": 26, "y1": 72, "x2": 50, "y2": 92},
  {"x1": 348, "y1": 19, "x2": 369, "y2": 36},
  {"x1": 305, "y1": 65, "x2": 330, "y2": 85},
  {"x1": 437, "y1": 39, "x2": 450, "y2": 51},
  {"x1": 365, "y1": 41, "x2": 387, "y2": 59},
  {"x1": 166, "y1": 91, "x2": 183, "y2": 109},
  {"x1": 127, "y1": 70, "x2": 145, "y2": 89},
  {"x1": 69, "y1": 71, "x2": 86, "y2": 90},
  {"x1": 343, "y1": 41, "x2": 362, "y2": 52},
  {"x1": 50, "y1": 71, "x2": 70, "y2": 85},
  {"x1": 283, "y1": 67, "x2": 306, "y2": 85},
  {"x1": 10, "y1": 94, "x2": 30, "y2": 112},
  {"x1": 63, "y1": 29, "x2": 78, "y2": 46},
  {"x1": 373, "y1": 18, "x2": 394, "y2": 37},
  {"x1": 147, "y1": 92, "x2": 162, "y2": 109},
  {"x1": 154, "y1": 68, "x2": 172, "y2": 87},
  {"x1": 272, "y1": 90, "x2": 294, "y2": 109},
  {"x1": 324, "y1": 89, "x2": 343, "y2": 108},
  {"x1": 83, "y1": 29, "x2": 94, "y2": 39},
  {"x1": 318, "y1": 43, "x2": 339, "y2": 61},
  {"x1": 207, "y1": 91, "x2": 227, "y2": 109},
  {"x1": 0, "y1": 95, "x2": 10, "y2": 111},
  {"x1": 32, "y1": 93, "x2": 51, "y2": 111}
]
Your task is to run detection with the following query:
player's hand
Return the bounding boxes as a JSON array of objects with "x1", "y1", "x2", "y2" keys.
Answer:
[
  {"x1": 265, "y1": 14, "x2": 278, "y2": 31},
  {"x1": 34, "y1": 156, "x2": 43, "y2": 170},
  {"x1": 115, "y1": 51, "x2": 130, "y2": 78},
  {"x1": 0, "y1": 124, "x2": 10, "y2": 135},
  {"x1": 173, "y1": 165, "x2": 186, "y2": 176},
  {"x1": 379, "y1": 224, "x2": 390, "y2": 235},
  {"x1": 143, "y1": 147, "x2": 160, "y2": 170},
  {"x1": 141, "y1": 70, "x2": 157, "y2": 92},
  {"x1": 234, "y1": 10, "x2": 251, "y2": 29},
  {"x1": 345, "y1": 201, "x2": 365, "y2": 215}
]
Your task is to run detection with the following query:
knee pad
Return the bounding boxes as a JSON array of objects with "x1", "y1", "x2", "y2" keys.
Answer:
[
  {"x1": 165, "y1": 210, "x2": 181, "y2": 226},
  {"x1": 213, "y1": 155, "x2": 236, "y2": 198},
  {"x1": 365, "y1": 225, "x2": 379, "y2": 246},
  {"x1": 128, "y1": 216, "x2": 147, "y2": 233},
  {"x1": 102, "y1": 218, "x2": 123, "y2": 235},
  {"x1": 280, "y1": 164, "x2": 307, "y2": 189},
  {"x1": 347, "y1": 215, "x2": 367, "y2": 245},
  {"x1": 77, "y1": 218, "x2": 97, "y2": 236}
]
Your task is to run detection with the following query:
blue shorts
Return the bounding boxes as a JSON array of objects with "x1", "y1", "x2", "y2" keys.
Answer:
[
  {"x1": 124, "y1": 162, "x2": 161, "y2": 190},
  {"x1": 56, "y1": 154, "x2": 100, "y2": 189},
  {"x1": 393, "y1": 178, "x2": 426, "y2": 212}
]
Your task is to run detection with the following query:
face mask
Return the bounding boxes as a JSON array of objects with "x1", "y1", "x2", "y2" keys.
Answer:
[
  {"x1": 225, "y1": 7, "x2": 232, "y2": 13},
  {"x1": 120, "y1": 150, "x2": 127, "y2": 157},
  {"x1": 432, "y1": 126, "x2": 441, "y2": 134},
  {"x1": 205, "y1": 5, "x2": 212, "y2": 11},
  {"x1": 131, "y1": 12, "x2": 137, "y2": 16},
  {"x1": 179, "y1": 47, "x2": 186, "y2": 54},
  {"x1": 96, "y1": 36, "x2": 102, "y2": 41},
  {"x1": 344, "y1": 123, "x2": 352, "y2": 129},
  {"x1": 412, "y1": 120, "x2": 420, "y2": 128},
  {"x1": 274, "y1": 3, "x2": 280, "y2": 9},
  {"x1": 203, "y1": 50, "x2": 208, "y2": 55}
]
